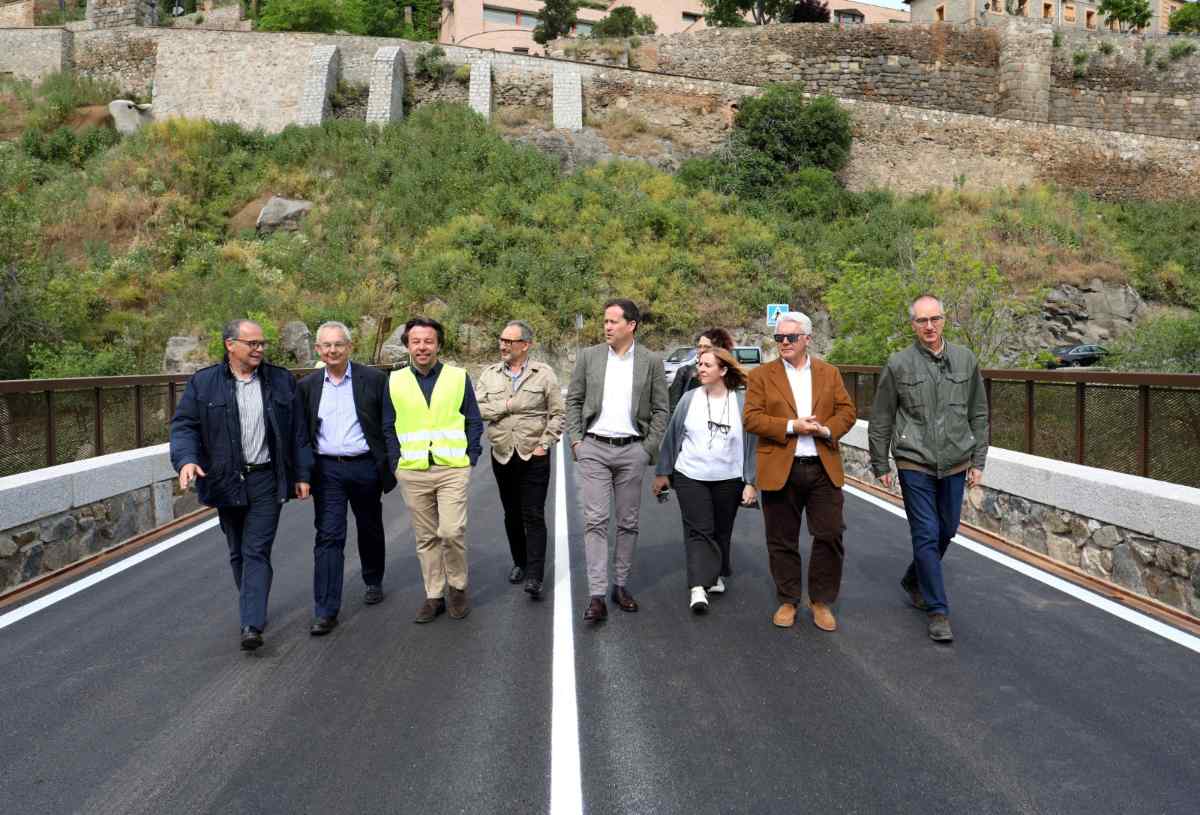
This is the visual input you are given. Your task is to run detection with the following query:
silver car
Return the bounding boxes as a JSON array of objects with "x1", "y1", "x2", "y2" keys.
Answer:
[{"x1": 663, "y1": 346, "x2": 697, "y2": 385}]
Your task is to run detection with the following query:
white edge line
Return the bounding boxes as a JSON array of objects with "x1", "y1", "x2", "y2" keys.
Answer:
[
  {"x1": 550, "y1": 441, "x2": 584, "y2": 815},
  {"x1": 844, "y1": 485, "x2": 1200, "y2": 656},
  {"x1": 0, "y1": 517, "x2": 221, "y2": 632}
]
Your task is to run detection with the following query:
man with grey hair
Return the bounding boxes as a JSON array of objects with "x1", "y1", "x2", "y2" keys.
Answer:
[
  {"x1": 476, "y1": 320, "x2": 565, "y2": 598},
  {"x1": 868, "y1": 294, "x2": 988, "y2": 643},
  {"x1": 293, "y1": 321, "x2": 400, "y2": 636},
  {"x1": 171, "y1": 318, "x2": 299, "y2": 651},
  {"x1": 743, "y1": 311, "x2": 856, "y2": 632}
]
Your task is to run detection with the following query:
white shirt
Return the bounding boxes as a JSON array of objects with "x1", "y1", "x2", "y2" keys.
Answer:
[
  {"x1": 587, "y1": 342, "x2": 639, "y2": 438},
  {"x1": 783, "y1": 355, "x2": 819, "y2": 458},
  {"x1": 676, "y1": 390, "x2": 743, "y2": 482}
]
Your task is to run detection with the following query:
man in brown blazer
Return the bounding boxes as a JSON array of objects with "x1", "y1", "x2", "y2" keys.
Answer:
[{"x1": 743, "y1": 311, "x2": 857, "y2": 632}]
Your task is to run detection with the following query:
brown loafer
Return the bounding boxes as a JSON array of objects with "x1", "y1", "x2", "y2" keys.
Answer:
[
  {"x1": 772, "y1": 602, "x2": 796, "y2": 628},
  {"x1": 447, "y1": 586, "x2": 470, "y2": 620},
  {"x1": 809, "y1": 600, "x2": 838, "y2": 632},
  {"x1": 414, "y1": 597, "x2": 446, "y2": 624},
  {"x1": 611, "y1": 585, "x2": 639, "y2": 613},
  {"x1": 583, "y1": 596, "x2": 608, "y2": 622}
]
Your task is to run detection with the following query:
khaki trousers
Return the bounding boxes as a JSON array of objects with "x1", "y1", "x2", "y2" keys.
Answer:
[{"x1": 396, "y1": 465, "x2": 471, "y2": 599}]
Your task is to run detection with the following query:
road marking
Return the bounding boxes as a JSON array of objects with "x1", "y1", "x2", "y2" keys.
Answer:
[
  {"x1": 845, "y1": 486, "x2": 1200, "y2": 655},
  {"x1": 0, "y1": 517, "x2": 221, "y2": 632},
  {"x1": 550, "y1": 442, "x2": 584, "y2": 815}
]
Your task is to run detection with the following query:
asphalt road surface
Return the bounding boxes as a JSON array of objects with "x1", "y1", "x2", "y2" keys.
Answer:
[{"x1": 2, "y1": 446, "x2": 1197, "y2": 815}]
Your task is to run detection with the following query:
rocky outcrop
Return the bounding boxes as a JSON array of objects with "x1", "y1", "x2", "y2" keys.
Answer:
[
  {"x1": 1039, "y1": 278, "x2": 1147, "y2": 347},
  {"x1": 507, "y1": 127, "x2": 684, "y2": 174},
  {"x1": 378, "y1": 325, "x2": 409, "y2": 366},
  {"x1": 161, "y1": 335, "x2": 208, "y2": 374},
  {"x1": 256, "y1": 196, "x2": 312, "y2": 235},
  {"x1": 279, "y1": 320, "x2": 313, "y2": 366}
]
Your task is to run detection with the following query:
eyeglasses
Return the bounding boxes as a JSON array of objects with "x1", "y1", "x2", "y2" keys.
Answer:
[
  {"x1": 316, "y1": 341, "x2": 348, "y2": 351},
  {"x1": 499, "y1": 338, "x2": 527, "y2": 346},
  {"x1": 707, "y1": 420, "x2": 731, "y2": 435},
  {"x1": 773, "y1": 333, "x2": 808, "y2": 344},
  {"x1": 912, "y1": 316, "x2": 945, "y2": 327},
  {"x1": 231, "y1": 339, "x2": 268, "y2": 350}
]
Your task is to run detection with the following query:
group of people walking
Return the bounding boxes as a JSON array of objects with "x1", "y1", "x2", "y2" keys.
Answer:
[{"x1": 169, "y1": 293, "x2": 989, "y2": 652}]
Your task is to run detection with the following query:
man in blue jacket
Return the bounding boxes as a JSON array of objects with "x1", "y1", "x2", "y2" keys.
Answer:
[{"x1": 170, "y1": 319, "x2": 298, "y2": 651}]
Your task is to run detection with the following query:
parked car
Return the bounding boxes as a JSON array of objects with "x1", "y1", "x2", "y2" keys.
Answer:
[
  {"x1": 663, "y1": 346, "x2": 697, "y2": 385},
  {"x1": 732, "y1": 346, "x2": 763, "y2": 371},
  {"x1": 1045, "y1": 344, "x2": 1109, "y2": 368}
]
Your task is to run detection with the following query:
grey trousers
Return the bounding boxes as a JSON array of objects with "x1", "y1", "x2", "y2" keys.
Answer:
[{"x1": 575, "y1": 436, "x2": 650, "y2": 596}]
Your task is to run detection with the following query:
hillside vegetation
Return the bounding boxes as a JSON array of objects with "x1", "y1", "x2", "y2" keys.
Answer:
[{"x1": 1, "y1": 75, "x2": 1198, "y2": 378}]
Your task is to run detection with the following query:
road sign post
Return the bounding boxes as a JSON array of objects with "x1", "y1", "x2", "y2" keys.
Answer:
[{"x1": 766, "y1": 304, "x2": 789, "y2": 328}]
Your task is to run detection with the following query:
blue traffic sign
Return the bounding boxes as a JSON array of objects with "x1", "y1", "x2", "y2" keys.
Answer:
[{"x1": 766, "y1": 304, "x2": 789, "y2": 327}]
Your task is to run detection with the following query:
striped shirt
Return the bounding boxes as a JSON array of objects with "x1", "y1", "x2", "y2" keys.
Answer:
[{"x1": 234, "y1": 371, "x2": 270, "y2": 465}]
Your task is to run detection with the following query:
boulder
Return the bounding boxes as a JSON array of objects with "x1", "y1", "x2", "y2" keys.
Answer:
[
  {"x1": 279, "y1": 321, "x2": 314, "y2": 366},
  {"x1": 256, "y1": 196, "x2": 313, "y2": 235},
  {"x1": 378, "y1": 325, "x2": 409, "y2": 366},
  {"x1": 108, "y1": 100, "x2": 154, "y2": 135},
  {"x1": 162, "y1": 336, "x2": 209, "y2": 374}
]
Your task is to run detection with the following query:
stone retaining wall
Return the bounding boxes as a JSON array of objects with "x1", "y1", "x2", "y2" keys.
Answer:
[
  {"x1": 0, "y1": 444, "x2": 199, "y2": 592},
  {"x1": 0, "y1": 26, "x2": 70, "y2": 81},
  {"x1": 0, "y1": 0, "x2": 35, "y2": 27},
  {"x1": 840, "y1": 421, "x2": 1200, "y2": 618}
]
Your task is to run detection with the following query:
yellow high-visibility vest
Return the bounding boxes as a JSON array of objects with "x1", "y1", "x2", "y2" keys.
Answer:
[{"x1": 390, "y1": 365, "x2": 470, "y2": 470}]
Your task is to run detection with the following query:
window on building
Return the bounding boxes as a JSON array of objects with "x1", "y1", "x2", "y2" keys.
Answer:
[
  {"x1": 513, "y1": 47, "x2": 530, "y2": 54},
  {"x1": 1043, "y1": 2, "x2": 1052, "y2": 18},
  {"x1": 1063, "y1": 3, "x2": 1075, "y2": 22},
  {"x1": 1085, "y1": 8, "x2": 1095, "y2": 26},
  {"x1": 682, "y1": 12, "x2": 704, "y2": 24},
  {"x1": 835, "y1": 9, "x2": 865, "y2": 23},
  {"x1": 483, "y1": 6, "x2": 537, "y2": 29},
  {"x1": 990, "y1": 0, "x2": 1003, "y2": 13},
  {"x1": 572, "y1": 21, "x2": 593, "y2": 35},
  {"x1": 936, "y1": 4, "x2": 946, "y2": 20}
]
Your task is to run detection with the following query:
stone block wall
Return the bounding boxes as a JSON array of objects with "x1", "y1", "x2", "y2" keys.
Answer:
[
  {"x1": 0, "y1": 0, "x2": 35, "y2": 27},
  {"x1": 73, "y1": 26, "x2": 161, "y2": 96},
  {"x1": 997, "y1": 16, "x2": 1053, "y2": 122},
  {"x1": 636, "y1": 23, "x2": 1002, "y2": 117},
  {"x1": 0, "y1": 27, "x2": 70, "y2": 81},
  {"x1": 86, "y1": 0, "x2": 156, "y2": 29},
  {"x1": 552, "y1": 66, "x2": 582, "y2": 130}
]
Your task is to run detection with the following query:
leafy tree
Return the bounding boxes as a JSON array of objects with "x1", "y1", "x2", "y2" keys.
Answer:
[
  {"x1": 1169, "y1": 2, "x2": 1200, "y2": 33},
  {"x1": 733, "y1": 85, "x2": 852, "y2": 174},
  {"x1": 1098, "y1": 0, "x2": 1152, "y2": 31},
  {"x1": 257, "y1": 0, "x2": 342, "y2": 32},
  {"x1": 589, "y1": 5, "x2": 658, "y2": 37},
  {"x1": 534, "y1": 0, "x2": 578, "y2": 44},
  {"x1": 785, "y1": 0, "x2": 830, "y2": 22},
  {"x1": 1109, "y1": 313, "x2": 1200, "y2": 373},
  {"x1": 702, "y1": 0, "x2": 796, "y2": 26}
]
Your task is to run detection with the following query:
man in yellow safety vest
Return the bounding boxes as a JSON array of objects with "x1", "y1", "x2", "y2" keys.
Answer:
[{"x1": 389, "y1": 316, "x2": 483, "y2": 623}]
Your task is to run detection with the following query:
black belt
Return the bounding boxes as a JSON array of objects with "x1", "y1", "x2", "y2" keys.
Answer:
[
  {"x1": 242, "y1": 461, "x2": 272, "y2": 473},
  {"x1": 586, "y1": 433, "x2": 642, "y2": 447},
  {"x1": 794, "y1": 456, "x2": 821, "y2": 465},
  {"x1": 317, "y1": 452, "x2": 372, "y2": 462}
]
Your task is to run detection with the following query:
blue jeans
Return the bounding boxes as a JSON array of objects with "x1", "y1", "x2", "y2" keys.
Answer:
[
  {"x1": 218, "y1": 468, "x2": 282, "y2": 631},
  {"x1": 897, "y1": 469, "x2": 966, "y2": 617},
  {"x1": 312, "y1": 456, "x2": 386, "y2": 618}
]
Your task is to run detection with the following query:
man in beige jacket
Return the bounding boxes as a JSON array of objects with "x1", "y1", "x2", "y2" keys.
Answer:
[{"x1": 476, "y1": 320, "x2": 565, "y2": 598}]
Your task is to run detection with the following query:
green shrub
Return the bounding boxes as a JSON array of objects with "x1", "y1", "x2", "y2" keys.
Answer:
[
  {"x1": 28, "y1": 341, "x2": 138, "y2": 378},
  {"x1": 733, "y1": 86, "x2": 853, "y2": 174},
  {"x1": 589, "y1": 5, "x2": 657, "y2": 37},
  {"x1": 414, "y1": 45, "x2": 454, "y2": 82},
  {"x1": 1053, "y1": 31, "x2": 1062, "y2": 48},
  {"x1": 1168, "y1": 41, "x2": 1197, "y2": 61},
  {"x1": 1072, "y1": 50, "x2": 1089, "y2": 78},
  {"x1": 1098, "y1": 40, "x2": 1115, "y2": 56},
  {"x1": 257, "y1": 0, "x2": 343, "y2": 32},
  {"x1": 1144, "y1": 45, "x2": 1156, "y2": 66},
  {"x1": 1169, "y1": 1, "x2": 1200, "y2": 32},
  {"x1": 1108, "y1": 313, "x2": 1200, "y2": 372}
]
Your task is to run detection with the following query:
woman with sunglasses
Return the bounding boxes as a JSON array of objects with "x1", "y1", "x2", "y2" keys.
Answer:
[
  {"x1": 653, "y1": 347, "x2": 758, "y2": 613},
  {"x1": 668, "y1": 327, "x2": 735, "y2": 414}
]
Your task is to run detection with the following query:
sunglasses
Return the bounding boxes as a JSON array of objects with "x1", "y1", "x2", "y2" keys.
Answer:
[
  {"x1": 773, "y1": 333, "x2": 807, "y2": 344},
  {"x1": 707, "y1": 420, "x2": 731, "y2": 435}
]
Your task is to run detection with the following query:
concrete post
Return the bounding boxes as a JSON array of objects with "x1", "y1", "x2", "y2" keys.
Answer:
[
  {"x1": 468, "y1": 58, "x2": 492, "y2": 121},
  {"x1": 552, "y1": 65, "x2": 583, "y2": 131}
]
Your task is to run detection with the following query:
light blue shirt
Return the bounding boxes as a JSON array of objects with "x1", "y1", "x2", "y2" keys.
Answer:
[{"x1": 316, "y1": 363, "x2": 370, "y2": 456}]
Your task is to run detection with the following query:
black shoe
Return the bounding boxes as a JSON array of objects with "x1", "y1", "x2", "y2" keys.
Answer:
[
  {"x1": 240, "y1": 626, "x2": 263, "y2": 651},
  {"x1": 364, "y1": 584, "x2": 384, "y2": 605},
  {"x1": 508, "y1": 565, "x2": 526, "y2": 584},
  {"x1": 524, "y1": 578, "x2": 543, "y2": 599},
  {"x1": 901, "y1": 577, "x2": 926, "y2": 611},
  {"x1": 928, "y1": 613, "x2": 954, "y2": 643},
  {"x1": 310, "y1": 616, "x2": 338, "y2": 636},
  {"x1": 583, "y1": 596, "x2": 607, "y2": 622},
  {"x1": 611, "y1": 585, "x2": 639, "y2": 613}
]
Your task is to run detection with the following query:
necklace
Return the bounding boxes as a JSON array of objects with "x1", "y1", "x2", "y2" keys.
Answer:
[{"x1": 705, "y1": 390, "x2": 732, "y2": 449}]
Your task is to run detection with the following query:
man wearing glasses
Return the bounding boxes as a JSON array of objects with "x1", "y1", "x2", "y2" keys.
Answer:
[
  {"x1": 475, "y1": 320, "x2": 565, "y2": 598},
  {"x1": 170, "y1": 319, "x2": 299, "y2": 651},
  {"x1": 293, "y1": 322, "x2": 400, "y2": 636},
  {"x1": 868, "y1": 295, "x2": 989, "y2": 643},
  {"x1": 743, "y1": 312, "x2": 857, "y2": 632}
]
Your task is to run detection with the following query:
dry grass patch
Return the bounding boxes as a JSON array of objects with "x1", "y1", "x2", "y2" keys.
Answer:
[
  {"x1": 41, "y1": 188, "x2": 160, "y2": 263},
  {"x1": 494, "y1": 106, "x2": 549, "y2": 131}
]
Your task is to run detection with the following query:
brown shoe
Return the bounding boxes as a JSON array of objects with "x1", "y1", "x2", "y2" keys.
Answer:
[
  {"x1": 414, "y1": 597, "x2": 446, "y2": 624},
  {"x1": 583, "y1": 596, "x2": 608, "y2": 623},
  {"x1": 809, "y1": 600, "x2": 838, "y2": 632},
  {"x1": 447, "y1": 586, "x2": 470, "y2": 620},
  {"x1": 772, "y1": 602, "x2": 797, "y2": 628},
  {"x1": 611, "y1": 585, "x2": 639, "y2": 613}
]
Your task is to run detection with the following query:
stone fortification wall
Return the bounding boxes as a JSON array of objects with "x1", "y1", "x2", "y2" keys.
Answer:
[
  {"x1": 73, "y1": 25, "x2": 160, "y2": 95},
  {"x1": 1050, "y1": 27, "x2": 1200, "y2": 141},
  {"x1": 0, "y1": 0, "x2": 35, "y2": 27},
  {"x1": 640, "y1": 23, "x2": 1001, "y2": 117},
  {"x1": 0, "y1": 26, "x2": 70, "y2": 81}
]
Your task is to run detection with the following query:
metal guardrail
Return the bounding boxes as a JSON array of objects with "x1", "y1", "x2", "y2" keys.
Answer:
[
  {"x1": 837, "y1": 366, "x2": 1200, "y2": 488},
  {"x1": 0, "y1": 365, "x2": 400, "y2": 478}
]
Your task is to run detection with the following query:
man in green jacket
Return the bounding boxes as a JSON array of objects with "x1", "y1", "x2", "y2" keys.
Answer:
[{"x1": 868, "y1": 294, "x2": 989, "y2": 643}]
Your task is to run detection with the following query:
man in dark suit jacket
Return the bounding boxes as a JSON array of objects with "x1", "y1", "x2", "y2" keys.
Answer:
[
  {"x1": 294, "y1": 321, "x2": 401, "y2": 636},
  {"x1": 565, "y1": 299, "x2": 669, "y2": 622}
]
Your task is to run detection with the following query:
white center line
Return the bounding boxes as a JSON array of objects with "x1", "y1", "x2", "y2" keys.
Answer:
[
  {"x1": 0, "y1": 517, "x2": 221, "y2": 632},
  {"x1": 844, "y1": 485, "x2": 1200, "y2": 655},
  {"x1": 550, "y1": 441, "x2": 584, "y2": 815}
]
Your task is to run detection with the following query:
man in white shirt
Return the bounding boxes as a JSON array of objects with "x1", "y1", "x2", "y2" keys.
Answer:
[
  {"x1": 565, "y1": 299, "x2": 669, "y2": 623},
  {"x1": 743, "y1": 312, "x2": 857, "y2": 632}
]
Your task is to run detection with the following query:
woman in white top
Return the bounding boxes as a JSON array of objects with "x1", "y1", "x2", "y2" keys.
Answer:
[{"x1": 653, "y1": 347, "x2": 758, "y2": 613}]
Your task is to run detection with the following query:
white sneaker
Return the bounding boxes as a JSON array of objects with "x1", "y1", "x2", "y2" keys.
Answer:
[
  {"x1": 690, "y1": 586, "x2": 709, "y2": 614},
  {"x1": 707, "y1": 576, "x2": 726, "y2": 594}
]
